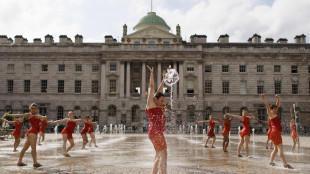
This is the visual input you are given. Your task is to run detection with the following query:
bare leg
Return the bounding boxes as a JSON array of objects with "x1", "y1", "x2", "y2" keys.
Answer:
[
  {"x1": 237, "y1": 136, "x2": 244, "y2": 157},
  {"x1": 158, "y1": 149, "x2": 167, "y2": 174},
  {"x1": 205, "y1": 136, "x2": 211, "y2": 147},
  {"x1": 292, "y1": 138, "x2": 296, "y2": 152},
  {"x1": 270, "y1": 140, "x2": 273, "y2": 149},
  {"x1": 90, "y1": 133, "x2": 97, "y2": 147},
  {"x1": 28, "y1": 133, "x2": 41, "y2": 166},
  {"x1": 42, "y1": 133, "x2": 45, "y2": 142},
  {"x1": 66, "y1": 138, "x2": 75, "y2": 154},
  {"x1": 18, "y1": 136, "x2": 31, "y2": 165},
  {"x1": 224, "y1": 136, "x2": 229, "y2": 152},
  {"x1": 222, "y1": 136, "x2": 225, "y2": 151},
  {"x1": 81, "y1": 134, "x2": 88, "y2": 149},
  {"x1": 266, "y1": 138, "x2": 269, "y2": 149},
  {"x1": 244, "y1": 135, "x2": 250, "y2": 157},
  {"x1": 269, "y1": 145, "x2": 278, "y2": 165},
  {"x1": 277, "y1": 143, "x2": 292, "y2": 168},
  {"x1": 211, "y1": 136, "x2": 216, "y2": 148},
  {"x1": 152, "y1": 152, "x2": 160, "y2": 174},
  {"x1": 38, "y1": 131, "x2": 42, "y2": 145},
  {"x1": 14, "y1": 138, "x2": 20, "y2": 151},
  {"x1": 62, "y1": 134, "x2": 68, "y2": 154}
]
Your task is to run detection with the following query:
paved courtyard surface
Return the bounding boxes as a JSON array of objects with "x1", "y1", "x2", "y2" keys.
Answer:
[{"x1": 0, "y1": 133, "x2": 309, "y2": 174}]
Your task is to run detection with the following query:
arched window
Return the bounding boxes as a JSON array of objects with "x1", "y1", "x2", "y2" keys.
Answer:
[
  {"x1": 22, "y1": 106, "x2": 29, "y2": 114},
  {"x1": 187, "y1": 105, "x2": 195, "y2": 122},
  {"x1": 223, "y1": 107, "x2": 230, "y2": 115},
  {"x1": 91, "y1": 106, "x2": 99, "y2": 122},
  {"x1": 132, "y1": 105, "x2": 140, "y2": 122},
  {"x1": 57, "y1": 106, "x2": 64, "y2": 120},
  {"x1": 108, "y1": 105, "x2": 116, "y2": 117},
  {"x1": 205, "y1": 107, "x2": 212, "y2": 120},
  {"x1": 5, "y1": 105, "x2": 12, "y2": 113},
  {"x1": 74, "y1": 106, "x2": 81, "y2": 117},
  {"x1": 240, "y1": 107, "x2": 248, "y2": 116}
]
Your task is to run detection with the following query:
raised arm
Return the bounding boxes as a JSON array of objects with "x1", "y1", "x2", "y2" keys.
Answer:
[
  {"x1": 146, "y1": 65, "x2": 156, "y2": 110},
  {"x1": 260, "y1": 94, "x2": 273, "y2": 118},
  {"x1": 196, "y1": 120, "x2": 210, "y2": 124},
  {"x1": 275, "y1": 94, "x2": 280, "y2": 113},
  {"x1": 156, "y1": 70, "x2": 166, "y2": 94}
]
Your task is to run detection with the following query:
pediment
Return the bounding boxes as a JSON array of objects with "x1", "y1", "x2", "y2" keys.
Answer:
[
  {"x1": 106, "y1": 73, "x2": 119, "y2": 78},
  {"x1": 184, "y1": 73, "x2": 197, "y2": 79},
  {"x1": 126, "y1": 26, "x2": 178, "y2": 39}
]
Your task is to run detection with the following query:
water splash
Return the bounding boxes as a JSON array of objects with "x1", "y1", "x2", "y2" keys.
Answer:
[{"x1": 163, "y1": 65, "x2": 179, "y2": 110}]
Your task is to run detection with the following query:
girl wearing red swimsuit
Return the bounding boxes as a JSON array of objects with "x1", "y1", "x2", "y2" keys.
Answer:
[
  {"x1": 197, "y1": 115, "x2": 220, "y2": 148},
  {"x1": 38, "y1": 118, "x2": 48, "y2": 145},
  {"x1": 81, "y1": 117, "x2": 90, "y2": 149},
  {"x1": 213, "y1": 114, "x2": 233, "y2": 152},
  {"x1": 256, "y1": 117, "x2": 273, "y2": 149},
  {"x1": 1, "y1": 117, "x2": 23, "y2": 152},
  {"x1": 289, "y1": 108, "x2": 300, "y2": 152},
  {"x1": 88, "y1": 117, "x2": 98, "y2": 147}
]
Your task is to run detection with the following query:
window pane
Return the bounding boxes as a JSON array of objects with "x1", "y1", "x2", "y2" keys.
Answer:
[
  {"x1": 42, "y1": 64, "x2": 48, "y2": 71},
  {"x1": 24, "y1": 80, "x2": 30, "y2": 93},
  {"x1": 257, "y1": 81, "x2": 264, "y2": 94},
  {"x1": 257, "y1": 65, "x2": 264, "y2": 72},
  {"x1": 239, "y1": 65, "x2": 246, "y2": 72},
  {"x1": 222, "y1": 81, "x2": 229, "y2": 94},
  {"x1": 110, "y1": 64, "x2": 117, "y2": 71},
  {"x1": 58, "y1": 80, "x2": 64, "y2": 93},
  {"x1": 204, "y1": 80, "x2": 212, "y2": 93},
  {"x1": 41, "y1": 80, "x2": 47, "y2": 93},
  {"x1": 7, "y1": 64, "x2": 14, "y2": 72},
  {"x1": 59, "y1": 64, "x2": 65, "y2": 71},
  {"x1": 76, "y1": 64, "x2": 82, "y2": 71},
  {"x1": 7, "y1": 80, "x2": 13, "y2": 93},
  {"x1": 109, "y1": 80, "x2": 116, "y2": 92},
  {"x1": 92, "y1": 65, "x2": 99, "y2": 72},
  {"x1": 240, "y1": 81, "x2": 247, "y2": 94},
  {"x1": 187, "y1": 64, "x2": 194, "y2": 72},
  {"x1": 292, "y1": 81, "x2": 298, "y2": 94},
  {"x1": 222, "y1": 65, "x2": 229, "y2": 72},
  {"x1": 75, "y1": 80, "x2": 81, "y2": 93},
  {"x1": 275, "y1": 81, "x2": 281, "y2": 94},
  {"x1": 291, "y1": 65, "x2": 298, "y2": 73},
  {"x1": 274, "y1": 65, "x2": 281, "y2": 72},
  {"x1": 205, "y1": 65, "x2": 212, "y2": 72},
  {"x1": 92, "y1": 80, "x2": 99, "y2": 93}
]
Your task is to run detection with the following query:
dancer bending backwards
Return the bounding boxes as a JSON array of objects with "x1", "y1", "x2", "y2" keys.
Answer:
[
  {"x1": 80, "y1": 116, "x2": 90, "y2": 149},
  {"x1": 50, "y1": 111, "x2": 84, "y2": 157},
  {"x1": 88, "y1": 117, "x2": 98, "y2": 147},
  {"x1": 228, "y1": 110, "x2": 255, "y2": 157},
  {"x1": 256, "y1": 117, "x2": 273, "y2": 149},
  {"x1": 290, "y1": 108, "x2": 300, "y2": 152},
  {"x1": 145, "y1": 65, "x2": 169, "y2": 174},
  {"x1": 212, "y1": 113, "x2": 233, "y2": 152},
  {"x1": 3, "y1": 103, "x2": 46, "y2": 167},
  {"x1": 1, "y1": 117, "x2": 23, "y2": 152},
  {"x1": 38, "y1": 117, "x2": 48, "y2": 145},
  {"x1": 197, "y1": 115, "x2": 220, "y2": 148},
  {"x1": 261, "y1": 94, "x2": 293, "y2": 168}
]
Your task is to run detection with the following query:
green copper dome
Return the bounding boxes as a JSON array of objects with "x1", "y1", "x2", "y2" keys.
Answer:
[{"x1": 133, "y1": 12, "x2": 170, "y2": 31}]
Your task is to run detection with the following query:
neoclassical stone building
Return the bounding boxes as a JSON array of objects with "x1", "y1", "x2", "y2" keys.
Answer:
[{"x1": 0, "y1": 12, "x2": 309, "y2": 133}]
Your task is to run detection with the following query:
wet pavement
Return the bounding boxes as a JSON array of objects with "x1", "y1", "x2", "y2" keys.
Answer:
[{"x1": 0, "y1": 133, "x2": 309, "y2": 174}]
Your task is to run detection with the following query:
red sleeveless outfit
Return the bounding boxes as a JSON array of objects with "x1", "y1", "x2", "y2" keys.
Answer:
[
  {"x1": 40, "y1": 120, "x2": 48, "y2": 133},
  {"x1": 207, "y1": 120, "x2": 216, "y2": 137},
  {"x1": 13, "y1": 121, "x2": 22, "y2": 139},
  {"x1": 222, "y1": 119, "x2": 231, "y2": 136},
  {"x1": 146, "y1": 107, "x2": 167, "y2": 152},
  {"x1": 240, "y1": 116, "x2": 250, "y2": 137},
  {"x1": 290, "y1": 122, "x2": 298, "y2": 138},
  {"x1": 81, "y1": 123, "x2": 90, "y2": 135},
  {"x1": 267, "y1": 121, "x2": 272, "y2": 139},
  {"x1": 88, "y1": 124, "x2": 94, "y2": 134},
  {"x1": 270, "y1": 116, "x2": 282, "y2": 145},
  {"x1": 27, "y1": 116, "x2": 41, "y2": 136},
  {"x1": 61, "y1": 120, "x2": 76, "y2": 139}
]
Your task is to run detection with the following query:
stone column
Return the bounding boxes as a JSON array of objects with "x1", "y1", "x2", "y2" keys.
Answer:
[
  {"x1": 120, "y1": 61, "x2": 125, "y2": 98},
  {"x1": 198, "y1": 60, "x2": 203, "y2": 98},
  {"x1": 173, "y1": 61, "x2": 178, "y2": 99},
  {"x1": 157, "y1": 62, "x2": 162, "y2": 89},
  {"x1": 100, "y1": 60, "x2": 106, "y2": 99},
  {"x1": 142, "y1": 61, "x2": 146, "y2": 94},
  {"x1": 179, "y1": 61, "x2": 184, "y2": 99},
  {"x1": 126, "y1": 61, "x2": 131, "y2": 98}
]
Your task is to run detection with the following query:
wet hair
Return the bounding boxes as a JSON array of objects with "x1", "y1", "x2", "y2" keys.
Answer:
[
  {"x1": 154, "y1": 92, "x2": 164, "y2": 99},
  {"x1": 29, "y1": 103, "x2": 38, "y2": 108},
  {"x1": 270, "y1": 105, "x2": 277, "y2": 110}
]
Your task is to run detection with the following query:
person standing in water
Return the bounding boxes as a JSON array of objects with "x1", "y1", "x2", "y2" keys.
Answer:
[
  {"x1": 88, "y1": 117, "x2": 98, "y2": 147},
  {"x1": 38, "y1": 117, "x2": 48, "y2": 145},
  {"x1": 1, "y1": 117, "x2": 23, "y2": 152},
  {"x1": 261, "y1": 94, "x2": 293, "y2": 169},
  {"x1": 80, "y1": 116, "x2": 90, "y2": 149},
  {"x1": 3, "y1": 103, "x2": 46, "y2": 167},
  {"x1": 212, "y1": 113, "x2": 233, "y2": 152},
  {"x1": 228, "y1": 110, "x2": 255, "y2": 157},
  {"x1": 256, "y1": 117, "x2": 273, "y2": 149},
  {"x1": 197, "y1": 115, "x2": 220, "y2": 148},
  {"x1": 289, "y1": 108, "x2": 300, "y2": 152},
  {"x1": 145, "y1": 65, "x2": 168, "y2": 174}
]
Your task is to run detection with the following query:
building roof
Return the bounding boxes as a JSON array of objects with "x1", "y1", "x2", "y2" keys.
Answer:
[{"x1": 133, "y1": 12, "x2": 170, "y2": 31}]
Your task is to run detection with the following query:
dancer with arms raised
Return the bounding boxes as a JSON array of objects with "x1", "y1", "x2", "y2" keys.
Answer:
[
  {"x1": 290, "y1": 108, "x2": 300, "y2": 152},
  {"x1": 197, "y1": 115, "x2": 220, "y2": 148}
]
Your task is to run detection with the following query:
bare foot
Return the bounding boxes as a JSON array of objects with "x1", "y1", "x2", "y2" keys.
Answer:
[
  {"x1": 284, "y1": 164, "x2": 293, "y2": 169},
  {"x1": 13, "y1": 150, "x2": 18, "y2": 152},
  {"x1": 238, "y1": 154, "x2": 243, "y2": 157},
  {"x1": 211, "y1": 146, "x2": 215, "y2": 148},
  {"x1": 38, "y1": 143, "x2": 42, "y2": 146},
  {"x1": 33, "y1": 163, "x2": 43, "y2": 168},
  {"x1": 17, "y1": 162, "x2": 27, "y2": 166},
  {"x1": 265, "y1": 146, "x2": 268, "y2": 149},
  {"x1": 63, "y1": 153, "x2": 71, "y2": 157},
  {"x1": 95, "y1": 145, "x2": 98, "y2": 147},
  {"x1": 269, "y1": 162, "x2": 276, "y2": 166}
]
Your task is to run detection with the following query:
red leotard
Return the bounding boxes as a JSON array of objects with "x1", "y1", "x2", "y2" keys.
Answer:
[
  {"x1": 207, "y1": 120, "x2": 216, "y2": 137},
  {"x1": 13, "y1": 121, "x2": 22, "y2": 139},
  {"x1": 88, "y1": 124, "x2": 94, "y2": 134},
  {"x1": 270, "y1": 116, "x2": 282, "y2": 145},
  {"x1": 61, "y1": 120, "x2": 76, "y2": 139},
  {"x1": 222, "y1": 119, "x2": 231, "y2": 136},
  {"x1": 267, "y1": 121, "x2": 272, "y2": 139},
  {"x1": 81, "y1": 123, "x2": 90, "y2": 135},
  {"x1": 27, "y1": 116, "x2": 41, "y2": 136},
  {"x1": 290, "y1": 122, "x2": 298, "y2": 138},
  {"x1": 240, "y1": 116, "x2": 250, "y2": 137},
  {"x1": 40, "y1": 120, "x2": 48, "y2": 133}
]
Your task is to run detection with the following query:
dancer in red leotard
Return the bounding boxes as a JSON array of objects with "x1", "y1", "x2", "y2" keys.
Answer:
[
  {"x1": 38, "y1": 117, "x2": 48, "y2": 145},
  {"x1": 228, "y1": 110, "x2": 255, "y2": 157},
  {"x1": 88, "y1": 117, "x2": 98, "y2": 147},
  {"x1": 80, "y1": 116, "x2": 90, "y2": 149},
  {"x1": 261, "y1": 94, "x2": 293, "y2": 169},
  {"x1": 1, "y1": 117, "x2": 23, "y2": 152},
  {"x1": 289, "y1": 108, "x2": 300, "y2": 152},
  {"x1": 3, "y1": 103, "x2": 46, "y2": 167},
  {"x1": 213, "y1": 113, "x2": 233, "y2": 152},
  {"x1": 197, "y1": 115, "x2": 220, "y2": 148},
  {"x1": 256, "y1": 117, "x2": 273, "y2": 149},
  {"x1": 50, "y1": 111, "x2": 85, "y2": 157}
]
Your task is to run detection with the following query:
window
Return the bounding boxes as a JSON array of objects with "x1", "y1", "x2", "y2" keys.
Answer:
[
  {"x1": 59, "y1": 64, "x2": 65, "y2": 72},
  {"x1": 7, "y1": 64, "x2": 14, "y2": 72},
  {"x1": 275, "y1": 81, "x2": 281, "y2": 94},
  {"x1": 222, "y1": 65, "x2": 229, "y2": 72},
  {"x1": 57, "y1": 106, "x2": 64, "y2": 120},
  {"x1": 58, "y1": 80, "x2": 64, "y2": 93},
  {"x1": 240, "y1": 81, "x2": 247, "y2": 94},
  {"x1": 133, "y1": 67, "x2": 140, "y2": 73},
  {"x1": 204, "y1": 80, "x2": 212, "y2": 93},
  {"x1": 239, "y1": 65, "x2": 246, "y2": 72},
  {"x1": 148, "y1": 41, "x2": 155, "y2": 44},
  {"x1": 24, "y1": 80, "x2": 30, "y2": 93},
  {"x1": 134, "y1": 41, "x2": 140, "y2": 44},
  {"x1": 110, "y1": 64, "x2": 117, "y2": 71},
  {"x1": 7, "y1": 80, "x2": 13, "y2": 93},
  {"x1": 223, "y1": 107, "x2": 230, "y2": 114},
  {"x1": 205, "y1": 107, "x2": 212, "y2": 120},
  {"x1": 258, "y1": 108, "x2": 266, "y2": 121},
  {"x1": 187, "y1": 105, "x2": 195, "y2": 122},
  {"x1": 22, "y1": 106, "x2": 29, "y2": 114},
  {"x1": 91, "y1": 106, "x2": 99, "y2": 122},
  {"x1": 308, "y1": 65, "x2": 310, "y2": 73},
  {"x1": 257, "y1": 65, "x2": 264, "y2": 72},
  {"x1": 75, "y1": 80, "x2": 81, "y2": 93},
  {"x1": 132, "y1": 105, "x2": 140, "y2": 122},
  {"x1": 187, "y1": 80, "x2": 194, "y2": 93},
  {"x1": 92, "y1": 65, "x2": 99, "y2": 72},
  {"x1": 291, "y1": 65, "x2": 298, "y2": 73},
  {"x1": 292, "y1": 81, "x2": 298, "y2": 94},
  {"x1": 257, "y1": 81, "x2": 264, "y2": 94},
  {"x1": 205, "y1": 65, "x2": 212, "y2": 72},
  {"x1": 5, "y1": 105, "x2": 12, "y2": 113},
  {"x1": 109, "y1": 80, "x2": 116, "y2": 92},
  {"x1": 75, "y1": 64, "x2": 82, "y2": 72},
  {"x1": 74, "y1": 106, "x2": 81, "y2": 117},
  {"x1": 187, "y1": 64, "x2": 194, "y2": 72},
  {"x1": 274, "y1": 65, "x2": 281, "y2": 72},
  {"x1": 24, "y1": 64, "x2": 31, "y2": 72},
  {"x1": 133, "y1": 80, "x2": 141, "y2": 94},
  {"x1": 108, "y1": 105, "x2": 116, "y2": 116},
  {"x1": 277, "y1": 107, "x2": 283, "y2": 119},
  {"x1": 41, "y1": 80, "x2": 47, "y2": 93},
  {"x1": 92, "y1": 80, "x2": 99, "y2": 93},
  {"x1": 163, "y1": 41, "x2": 169, "y2": 45},
  {"x1": 222, "y1": 81, "x2": 229, "y2": 94},
  {"x1": 42, "y1": 64, "x2": 48, "y2": 71}
]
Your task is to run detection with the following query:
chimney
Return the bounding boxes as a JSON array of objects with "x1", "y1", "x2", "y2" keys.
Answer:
[
  {"x1": 190, "y1": 34, "x2": 207, "y2": 43},
  {"x1": 248, "y1": 38, "x2": 252, "y2": 43},
  {"x1": 59, "y1": 35, "x2": 68, "y2": 44},
  {"x1": 105, "y1": 35, "x2": 113, "y2": 43},
  {"x1": 75, "y1": 34, "x2": 83, "y2": 44},
  {"x1": 45, "y1": 34, "x2": 54, "y2": 44},
  {"x1": 294, "y1": 34, "x2": 306, "y2": 44},
  {"x1": 251, "y1": 33, "x2": 261, "y2": 43},
  {"x1": 217, "y1": 34, "x2": 229, "y2": 43},
  {"x1": 33, "y1": 38, "x2": 42, "y2": 44},
  {"x1": 8, "y1": 38, "x2": 13, "y2": 44},
  {"x1": 264, "y1": 38, "x2": 274, "y2": 44},
  {"x1": 67, "y1": 38, "x2": 72, "y2": 43},
  {"x1": 123, "y1": 24, "x2": 127, "y2": 37},
  {"x1": 23, "y1": 38, "x2": 28, "y2": 44},
  {"x1": 14, "y1": 35, "x2": 24, "y2": 44},
  {"x1": 0, "y1": 35, "x2": 8, "y2": 44},
  {"x1": 277, "y1": 38, "x2": 288, "y2": 44}
]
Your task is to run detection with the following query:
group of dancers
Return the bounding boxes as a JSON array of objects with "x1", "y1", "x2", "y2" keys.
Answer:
[
  {"x1": 1, "y1": 65, "x2": 300, "y2": 173},
  {"x1": 2, "y1": 104, "x2": 98, "y2": 167}
]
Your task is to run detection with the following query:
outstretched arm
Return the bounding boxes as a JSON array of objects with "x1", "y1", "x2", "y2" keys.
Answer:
[
  {"x1": 247, "y1": 113, "x2": 256, "y2": 120},
  {"x1": 50, "y1": 118, "x2": 68, "y2": 124},
  {"x1": 196, "y1": 120, "x2": 209, "y2": 124},
  {"x1": 256, "y1": 118, "x2": 268, "y2": 125},
  {"x1": 212, "y1": 117, "x2": 224, "y2": 124},
  {"x1": 227, "y1": 114, "x2": 244, "y2": 121},
  {"x1": 3, "y1": 112, "x2": 31, "y2": 119},
  {"x1": 1, "y1": 118, "x2": 15, "y2": 124}
]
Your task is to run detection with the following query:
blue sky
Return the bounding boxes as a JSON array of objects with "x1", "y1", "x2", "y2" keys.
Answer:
[{"x1": 0, "y1": 0, "x2": 309, "y2": 43}]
